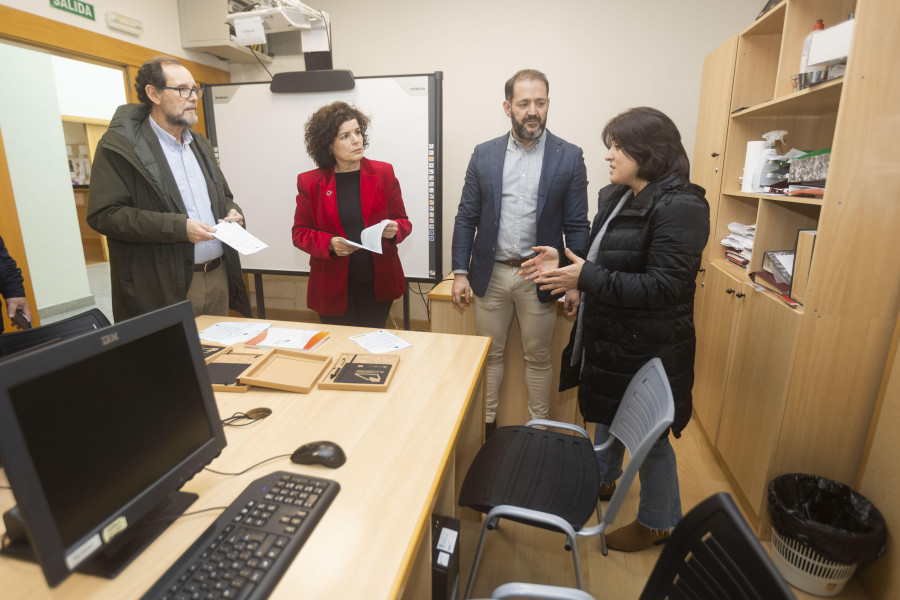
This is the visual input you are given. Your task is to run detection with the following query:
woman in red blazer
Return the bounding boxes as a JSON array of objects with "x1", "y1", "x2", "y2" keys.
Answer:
[{"x1": 292, "y1": 102, "x2": 412, "y2": 327}]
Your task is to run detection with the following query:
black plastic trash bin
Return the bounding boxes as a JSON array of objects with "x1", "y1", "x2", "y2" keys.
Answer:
[{"x1": 767, "y1": 473, "x2": 887, "y2": 596}]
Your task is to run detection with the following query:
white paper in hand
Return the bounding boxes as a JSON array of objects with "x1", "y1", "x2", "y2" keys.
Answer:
[
  {"x1": 213, "y1": 221, "x2": 268, "y2": 255},
  {"x1": 342, "y1": 220, "x2": 389, "y2": 254}
]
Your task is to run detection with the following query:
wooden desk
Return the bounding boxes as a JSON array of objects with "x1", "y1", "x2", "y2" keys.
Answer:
[
  {"x1": 428, "y1": 277, "x2": 580, "y2": 426},
  {"x1": 0, "y1": 316, "x2": 489, "y2": 599}
]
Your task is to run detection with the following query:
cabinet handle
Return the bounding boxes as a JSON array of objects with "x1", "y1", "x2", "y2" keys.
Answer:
[
  {"x1": 735, "y1": 292, "x2": 745, "y2": 298},
  {"x1": 726, "y1": 288, "x2": 735, "y2": 294},
  {"x1": 698, "y1": 267, "x2": 706, "y2": 273},
  {"x1": 711, "y1": 152, "x2": 720, "y2": 157}
]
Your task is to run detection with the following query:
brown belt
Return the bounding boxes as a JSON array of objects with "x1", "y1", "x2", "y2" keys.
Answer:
[
  {"x1": 193, "y1": 257, "x2": 222, "y2": 272},
  {"x1": 495, "y1": 256, "x2": 534, "y2": 268}
]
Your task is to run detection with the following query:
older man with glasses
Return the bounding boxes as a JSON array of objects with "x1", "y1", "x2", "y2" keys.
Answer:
[{"x1": 88, "y1": 55, "x2": 249, "y2": 322}]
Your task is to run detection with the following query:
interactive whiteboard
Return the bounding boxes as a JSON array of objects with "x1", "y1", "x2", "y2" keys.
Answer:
[{"x1": 204, "y1": 72, "x2": 442, "y2": 282}]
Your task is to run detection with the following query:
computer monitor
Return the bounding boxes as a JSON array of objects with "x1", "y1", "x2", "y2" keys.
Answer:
[{"x1": 0, "y1": 301, "x2": 226, "y2": 587}]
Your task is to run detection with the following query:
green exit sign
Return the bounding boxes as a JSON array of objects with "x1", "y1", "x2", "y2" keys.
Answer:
[{"x1": 50, "y1": 0, "x2": 96, "y2": 21}]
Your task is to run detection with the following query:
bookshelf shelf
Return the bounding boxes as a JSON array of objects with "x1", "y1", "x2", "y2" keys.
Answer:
[{"x1": 690, "y1": 0, "x2": 900, "y2": 534}]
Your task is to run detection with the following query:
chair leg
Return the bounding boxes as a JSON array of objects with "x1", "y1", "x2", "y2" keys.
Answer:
[
  {"x1": 463, "y1": 519, "x2": 493, "y2": 600},
  {"x1": 600, "y1": 531, "x2": 608, "y2": 557},
  {"x1": 570, "y1": 538, "x2": 585, "y2": 590}
]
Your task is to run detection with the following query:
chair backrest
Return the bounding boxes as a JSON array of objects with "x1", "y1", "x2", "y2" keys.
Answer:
[
  {"x1": 603, "y1": 357, "x2": 675, "y2": 528},
  {"x1": 485, "y1": 582, "x2": 596, "y2": 600},
  {"x1": 639, "y1": 492, "x2": 796, "y2": 600},
  {"x1": 0, "y1": 308, "x2": 111, "y2": 358}
]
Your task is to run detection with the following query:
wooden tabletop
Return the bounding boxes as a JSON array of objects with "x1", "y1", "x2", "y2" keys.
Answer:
[{"x1": 0, "y1": 316, "x2": 489, "y2": 599}]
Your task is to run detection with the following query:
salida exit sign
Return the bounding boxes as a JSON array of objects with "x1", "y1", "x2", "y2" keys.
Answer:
[{"x1": 50, "y1": 0, "x2": 96, "y2": 21}]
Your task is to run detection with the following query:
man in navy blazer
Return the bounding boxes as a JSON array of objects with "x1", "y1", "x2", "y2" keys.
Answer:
[{"x1": 451, "y1": 69, "x2": 589, "y2": 435}]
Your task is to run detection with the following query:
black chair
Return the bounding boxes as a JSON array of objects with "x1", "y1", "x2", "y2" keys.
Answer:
[
  {"x1": 0, "y1": 308, "x2": 111, "y2": 358},
  {"x1": 639, "y1": 492, "x2": 795, "y2": 600},
  {"x1": 459, "y1": 358, "x2": 674, "y2": 597}
]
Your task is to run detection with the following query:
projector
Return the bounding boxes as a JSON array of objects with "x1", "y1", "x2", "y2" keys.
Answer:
[{"x1": 225, "y1": 1, "x2": 321, "y2": 34}]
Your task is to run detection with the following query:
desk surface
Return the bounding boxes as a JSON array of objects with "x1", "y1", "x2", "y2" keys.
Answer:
[{"x1": 0, "y1": 316, "x2": 489, "y2": 599}]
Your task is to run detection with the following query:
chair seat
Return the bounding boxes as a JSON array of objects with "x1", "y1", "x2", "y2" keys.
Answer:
[{"x1": 459, "y1": 426, "x2": 600, "y2": 530}]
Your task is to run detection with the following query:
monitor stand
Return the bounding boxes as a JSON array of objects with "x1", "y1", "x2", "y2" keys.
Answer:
[{"x1": 1, "y1": 490, "x2": 197, "y2": 579}]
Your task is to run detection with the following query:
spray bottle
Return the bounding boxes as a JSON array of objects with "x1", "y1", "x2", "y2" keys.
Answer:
[{"x1": 753, "y1": 130, "x2": 788, "y2": 192}]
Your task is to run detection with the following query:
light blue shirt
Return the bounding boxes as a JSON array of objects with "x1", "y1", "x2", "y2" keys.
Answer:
[
  {"x1": 496, "y1": 130, "x2": 545, "y2": 261},
  {"x1": 149, "y1": 116, "x2": 223, "y2": 264}
]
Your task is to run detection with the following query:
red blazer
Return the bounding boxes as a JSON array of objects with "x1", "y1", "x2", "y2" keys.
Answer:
[{"x1": 292, "y1": 158, "x2": 412, "y2": 316}]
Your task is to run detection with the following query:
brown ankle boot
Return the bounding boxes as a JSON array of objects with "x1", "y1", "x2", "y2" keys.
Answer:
[
  {"x1": 597, "y1": 481, "x2": 617, "y2": 501},
  {"x1": 604, "y1": 519, "x2": 669, "y2": 552}
]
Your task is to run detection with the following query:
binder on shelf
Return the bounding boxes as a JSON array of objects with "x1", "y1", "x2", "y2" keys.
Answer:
[
  {"x1": 750, "y1": 270, "x2": 790, "y2": 295},
  {"x1": 763, "y1": 250, "x2": 794, "y2": 285},
  {"x1": 790, "y1": 229, "x2": 817, "y2": 305}
]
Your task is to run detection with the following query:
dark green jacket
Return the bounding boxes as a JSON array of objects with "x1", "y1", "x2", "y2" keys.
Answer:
[{"x1": 88, "y1": 104, "x2": 250, "y2": 321}]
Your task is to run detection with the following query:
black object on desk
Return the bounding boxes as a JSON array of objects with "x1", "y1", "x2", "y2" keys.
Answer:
[{"x1": 140, "y1": 471, "x2": 339, "y2": 600}]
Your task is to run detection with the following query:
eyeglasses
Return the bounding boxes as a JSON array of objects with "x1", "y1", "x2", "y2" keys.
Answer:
[{"x1": 160, "y1": 86, "x2": 203, "y2": 99}]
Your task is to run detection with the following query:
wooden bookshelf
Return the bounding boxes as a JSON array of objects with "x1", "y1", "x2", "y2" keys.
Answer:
[{"x1": 690, "y1": 0, "x2": 900, "y2": 534}]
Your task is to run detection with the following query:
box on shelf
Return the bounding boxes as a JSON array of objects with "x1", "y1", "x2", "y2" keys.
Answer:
[{"x1": 789, "y1": 150, "x2": 830, "y2": 184}]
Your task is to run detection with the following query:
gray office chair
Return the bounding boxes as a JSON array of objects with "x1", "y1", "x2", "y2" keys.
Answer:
[
  {"x1": 474, "y1": 582, "x2": 596, "y2": 600},
  {"x1": 459, "y1": 358, "x2": 675, "y2": 597},
  {"x1": 639, "y1": 492, "x2": 795, "y2": 599}
]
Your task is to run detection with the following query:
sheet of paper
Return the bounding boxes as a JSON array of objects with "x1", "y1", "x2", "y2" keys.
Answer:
[
  {"x1": 342, "y1": 220, "x2": 389, "y2": 254},
  {"x1": 213, "y1": 221, "x2": 268, "y2": 255},
  {"x1": 199, "y1": 321, "x2": 271, "y2": 346},
  {"x1": 247, "y1": 327, "x2": 320, "y2": 350},
  {"x1": 349, "y1": 329, "x2": 411, "y2": 354}
]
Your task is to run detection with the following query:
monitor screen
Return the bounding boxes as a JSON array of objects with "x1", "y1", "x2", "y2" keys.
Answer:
[{"x1": 0, "y1": 301, "x2": 226, "y2": 587}]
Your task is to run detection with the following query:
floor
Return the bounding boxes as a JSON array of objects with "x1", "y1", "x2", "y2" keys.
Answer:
[
  {"x1": 40, "y1": 246, "x2": 113, "y2": 326},
  {"x1": 458, "y1": 419, "x2": 872, "y2": 600}
]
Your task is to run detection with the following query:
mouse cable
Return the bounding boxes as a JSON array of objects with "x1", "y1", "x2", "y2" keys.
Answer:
[
  {"x1": 204, "y1": 454, "x2": 291, "y2": 477},
  {"x1": 0, "y1": 485, "x2": 9, "y2": 490},
  {"x1": 222, "y1": 412, "x2": 260, "y2": 427}
]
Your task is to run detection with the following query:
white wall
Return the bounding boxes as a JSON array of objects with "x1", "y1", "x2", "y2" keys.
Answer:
[
  {"x1": 228, "y1": 0, "x2": 761, "y2": 276},
  {"x1": 0, "y1": 43, "x2": 92, "y2": 312}
]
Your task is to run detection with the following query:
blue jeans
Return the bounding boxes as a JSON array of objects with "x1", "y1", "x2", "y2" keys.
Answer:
[{"x1": 593, "y1": 423, "x2": 683, "y2": 530}]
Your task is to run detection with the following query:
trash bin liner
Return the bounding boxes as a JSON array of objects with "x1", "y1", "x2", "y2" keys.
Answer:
[{"x1": 768, "y1": 473, "x2": 887, "y2": 565}]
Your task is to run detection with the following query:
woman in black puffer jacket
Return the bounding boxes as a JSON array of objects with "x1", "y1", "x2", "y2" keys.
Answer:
[{"x1": 520, "y1": 107, "x2": 709, "y2": 552}]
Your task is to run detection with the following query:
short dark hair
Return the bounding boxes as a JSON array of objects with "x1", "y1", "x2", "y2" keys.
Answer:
[
  {"x1": 504, "y1": 69, "x2": 549, "y2": 102},
  {"x1": 135, "y1": 56, "x2": 184, "y2": 107},
  {"x1": 601, "y1": 107, "x2": 690, "y2": 182},
  {"x1": 304, "y1": 101, "x2": 370, "y2": 169}
]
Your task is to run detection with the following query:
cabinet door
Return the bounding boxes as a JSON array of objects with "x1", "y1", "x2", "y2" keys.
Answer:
[
  {"x1": 691, "y1": 36, "x2": 738, "y2": 261},
  {"x1": 716, "y1": 289, "x2": 801, "y2": 513},
  {"x1": 692, "y1": 263, "x2": 744, "y2": 443}
]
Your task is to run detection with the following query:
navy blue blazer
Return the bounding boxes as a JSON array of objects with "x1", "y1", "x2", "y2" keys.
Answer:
[{"x1": 451, "y1": 130, "x2": 590, "y2": 302}]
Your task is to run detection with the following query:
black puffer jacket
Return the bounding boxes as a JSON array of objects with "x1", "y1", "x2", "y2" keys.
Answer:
[{"x1": 559, "y1": 174, "x2": 709, "y2": 437}]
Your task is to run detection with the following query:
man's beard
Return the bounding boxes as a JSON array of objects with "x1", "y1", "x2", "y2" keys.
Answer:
[
  {"x1": 166, "y1": 108, "x2": 198, "y2": 129},
  {"x1": 511, "y1": 113, "x2": 546, "y2": 140}
]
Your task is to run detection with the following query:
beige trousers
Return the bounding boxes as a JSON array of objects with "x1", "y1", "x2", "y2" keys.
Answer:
[
  {"x1": 474, "y1": 262, "x2": 557, "y2": 423},
  {"x1": 186, "y1": 262, "x2": 229, "y2": 317}
]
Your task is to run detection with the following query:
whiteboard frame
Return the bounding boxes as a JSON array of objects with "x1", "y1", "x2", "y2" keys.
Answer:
[{"x1": 203, "y1": 72, "x2": 443, "y2": 284}]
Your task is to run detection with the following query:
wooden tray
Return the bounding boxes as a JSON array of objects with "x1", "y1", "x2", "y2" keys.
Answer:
[
  {"x1": 238, "y1": 349, "x2": 332, "y2": 394},
  {"x1": 318, "y1": 353, "x2": 399, "y2": 392},
  {"x1": 206, "y1": 346, "x2": 271, "y2": 393}
]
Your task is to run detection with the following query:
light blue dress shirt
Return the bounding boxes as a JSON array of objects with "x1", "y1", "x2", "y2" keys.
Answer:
[
  {"x1": 149, "y1": 116, "x2": 223, "y2": 264},
  {"x1": 496, "y1": 130, "x2": 546, "y2": 261}
]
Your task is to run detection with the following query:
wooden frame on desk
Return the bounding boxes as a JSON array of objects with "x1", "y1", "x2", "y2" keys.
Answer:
[{"x1": 0, "y1": 316, "x2": 489, "y2": 599}]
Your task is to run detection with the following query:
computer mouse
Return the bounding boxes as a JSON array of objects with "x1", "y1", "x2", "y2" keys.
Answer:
[{"x1": 290, "y1": 441, "x2": 346, "y2": 469}]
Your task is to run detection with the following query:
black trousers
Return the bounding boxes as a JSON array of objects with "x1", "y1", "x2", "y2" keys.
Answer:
[{"x1": 318, "y1": 280, "x2": 392, "y2": 329}]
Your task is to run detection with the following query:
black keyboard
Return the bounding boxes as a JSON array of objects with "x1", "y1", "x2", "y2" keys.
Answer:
[{"x1": 141, "y1": 471, "x2": 339, "y2": 600}]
